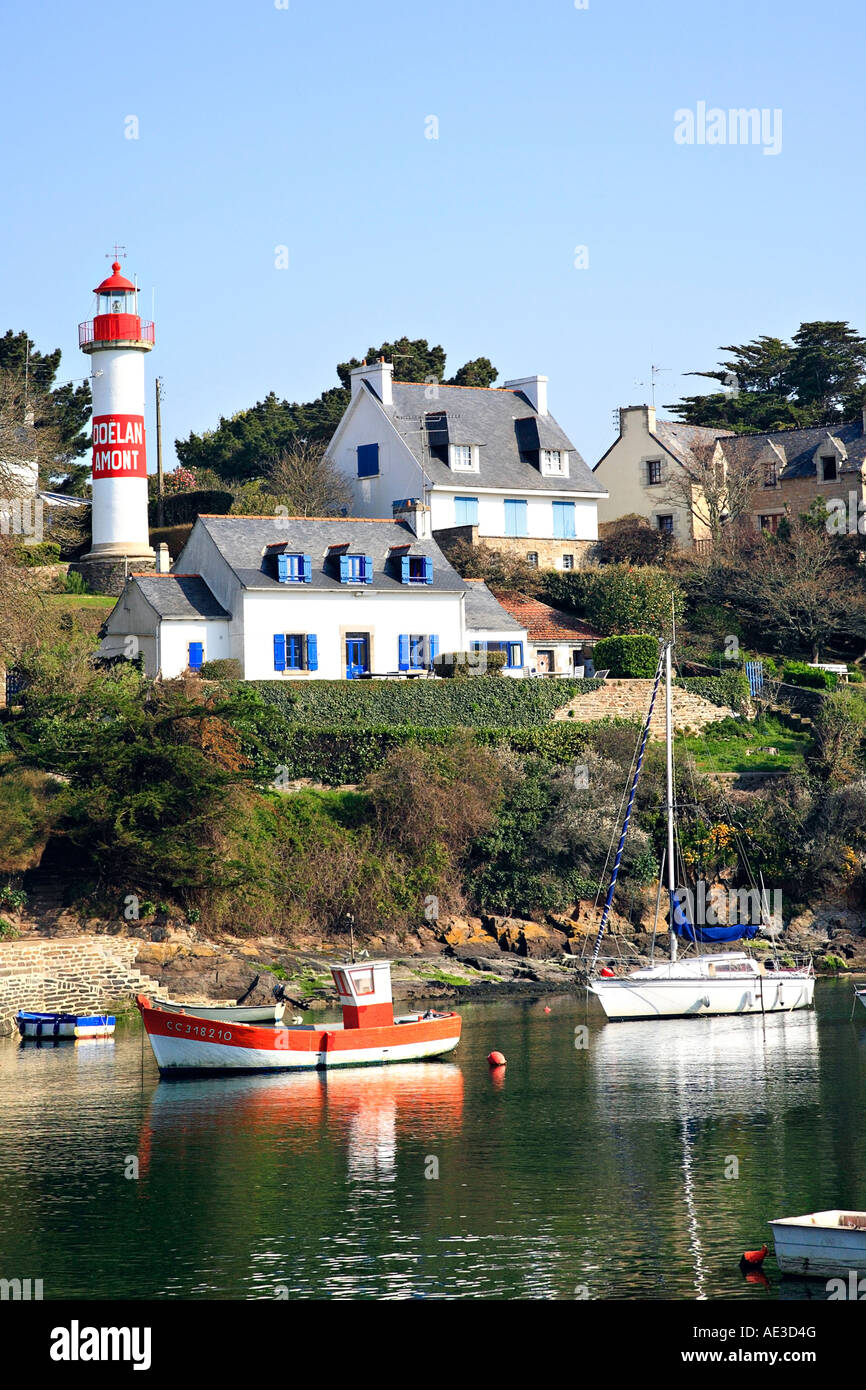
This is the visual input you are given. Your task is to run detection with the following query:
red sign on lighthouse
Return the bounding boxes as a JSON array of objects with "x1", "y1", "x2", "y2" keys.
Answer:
[{"x1": 91, "y1": 413, "x2": 147, "y2": 479}]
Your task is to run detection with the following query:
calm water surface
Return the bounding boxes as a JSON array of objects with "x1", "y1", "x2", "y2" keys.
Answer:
[{"x1": 1, "y1": 981, "x2": 864, "y2": 1300}]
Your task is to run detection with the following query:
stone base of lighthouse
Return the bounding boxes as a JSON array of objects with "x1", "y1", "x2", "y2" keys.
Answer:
[{"x1": 70, "y1": 544, "x2": 156, "y2": 597}]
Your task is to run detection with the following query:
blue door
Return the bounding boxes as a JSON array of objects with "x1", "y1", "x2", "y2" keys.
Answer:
[{"x1": 345, "y1": 634, "x2": 370, "y2": 679}]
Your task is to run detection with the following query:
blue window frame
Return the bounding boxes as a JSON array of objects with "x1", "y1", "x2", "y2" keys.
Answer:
[
  {"x1": 471, "y1": 639, "x2": 524, "y2": 669},
  {"x1": 357, "y1": 443, "x2": 379, "y2": 478},
  {"x1": 188, "y1": 641, "x2": 204, "y2": 670},
  {"x1": 398, "y1": 634, "x2": 440, "y2": 671},
  {"x1": 399, "y1": 554, "x2": 433, "y2": 585},
  {"x1": 339, "y1": 553, "x2": 373, "y2": 583},
  {"x1": 273, "y1": 633, "x2": 318, "y2": 672},
  {"x1": 277, "y1": 553, "x2": 311, "y2": 583},
  {"x1": 504, "y1": 499, "x2": 528, "y2": 537},
  {"x1": 552, "y1": 501, "x2": 576, "y2": 540},
  {"x1": 455, "y1": 496, "x2": 479, "y2": 527}
]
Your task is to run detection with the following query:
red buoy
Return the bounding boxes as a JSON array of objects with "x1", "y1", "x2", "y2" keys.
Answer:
[
  {"x1": 741, "y1": 1243, "x2": 768, "y2": 1266},
  {"x1": 543, "y1": 1006, "x2": 551, "y2": 1014},
  {"x1": 488, "y1": 1050, "x2": 506, "y2": 1067}
]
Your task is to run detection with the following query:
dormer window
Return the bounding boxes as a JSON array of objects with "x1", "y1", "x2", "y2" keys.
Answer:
[
  {"x1": 339, "y1": 554, "x2": 373, "y2": 584},
  {"x1": 400, "y1": 554, "x2": 433, "y2": 585},
  {"x1": 540, "y1": 449, "x2": 566, "y2": 475},
  {"x1": 820, "y1": 455, "x2": 838, "y2": 482},
  {"x1": 764, "y1": 463, "x2": 778, "y2": 488},
  {"x1": 450, "y1": 444, "x2": 477, "y2": 471},
  {"x1": 276, "y1": 553, "x2": 311, "y2": 583}
]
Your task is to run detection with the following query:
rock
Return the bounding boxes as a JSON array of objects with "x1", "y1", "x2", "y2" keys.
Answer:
[{"x1": 497, "y1": 920, "x2": 568, "y2": 959}]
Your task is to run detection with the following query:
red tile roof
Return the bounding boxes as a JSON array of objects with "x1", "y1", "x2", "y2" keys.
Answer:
[{"x1": 490, "y1": 591, "x2": 602, "y2": 642}]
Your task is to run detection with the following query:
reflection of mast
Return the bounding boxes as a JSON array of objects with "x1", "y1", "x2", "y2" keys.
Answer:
[{"x1": 679, "y1": 1115, "x2": 708, "y2": 1301}]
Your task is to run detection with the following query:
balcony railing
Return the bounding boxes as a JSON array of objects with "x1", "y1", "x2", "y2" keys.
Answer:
[{"x1": 79, "y1": 318, "x2": 155, "y2": 348}]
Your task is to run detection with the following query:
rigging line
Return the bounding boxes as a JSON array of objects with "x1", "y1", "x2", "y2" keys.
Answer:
[
  {"x1": 590, "y1": 709, "x2": 646, "y2": 916},
  {"x1": 588, "y1": 649, "x2": 665, "y2": 977}
]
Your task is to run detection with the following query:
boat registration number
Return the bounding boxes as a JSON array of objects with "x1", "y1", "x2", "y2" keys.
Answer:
[{"x1": 164, "y1": 1019, "x2": 233, "y2": 1042}]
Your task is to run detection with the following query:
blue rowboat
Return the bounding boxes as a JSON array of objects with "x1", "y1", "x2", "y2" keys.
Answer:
[{"x1": 16, "y1": 1011, "x2": 116, "y2": 1040}]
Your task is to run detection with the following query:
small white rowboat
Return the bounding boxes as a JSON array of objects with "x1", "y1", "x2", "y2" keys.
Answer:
[
  {"x1": 770, "y1": 1210, "x2": 866, "y2": 1278},
  {"x1": 17, "y1": 1011, "x2": 115, "y2": 1040},
  {"x1": 138, "y1": 959, "x2": 461, "y2": 1074},
  {"x1": 152, "y1": 998, "x2": 286, "y2": 1024}
]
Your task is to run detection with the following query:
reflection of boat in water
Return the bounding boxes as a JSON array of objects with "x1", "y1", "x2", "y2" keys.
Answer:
[{"x1": 138, "y1": 960, "x2": 461, "y2": 1073}]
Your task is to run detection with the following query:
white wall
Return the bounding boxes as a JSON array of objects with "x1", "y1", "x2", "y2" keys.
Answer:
[
  {"x1": 431, "y1": 490, "x2": 598, "y2": 540},
  {"x1": 159, "y1": 620, "x2": 230, "y2": 678},
  {"x1": 174, "y1": 524, "x2": 246, "y2": 663},
  {"x1": 240, "y1": 590, "x2": 465, "y2": 680}
]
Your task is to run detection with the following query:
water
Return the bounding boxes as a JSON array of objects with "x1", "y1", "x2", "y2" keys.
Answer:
[{"x1": 0, "y1": 981, "x2": 863, "y2": 1300}]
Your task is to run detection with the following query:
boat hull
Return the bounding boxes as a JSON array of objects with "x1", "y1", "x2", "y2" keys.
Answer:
[
  {"x1": 770, "y1": 1211, "x2": 866, "y2": 1279},
  {"x1": 590, "y1": 972, "x2": 815, "y2": 1021},
  {"x1": 16, "y1": 1011, "x2": 116, "y2": 1039},
  {"x1": 152, "y1": 998, "x2": 286, "y2": 1024},
  {"x1": 137, "y1": 996, "x2": 461, "y2": 1073}
]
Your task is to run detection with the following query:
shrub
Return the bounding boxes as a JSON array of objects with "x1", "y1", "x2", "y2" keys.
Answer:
[
  {"x1": 593, "y1": 634, "x2": 660, "y2": 678},
  {"x1": 674, "y1": 674, "x2": 751, "y2": 713},
  {"x1": 148, "y1": 524, "x2": 194, "y2": 559},
  {"x1": 783, "y1": 661, "x2": 838, "y2": 691},
  {"x1": 13, "y1": 541, "x2": 61, "y2": 567},
  {"x1": 63, "y1": 569, "x2": 89, "y2": 594},
  {"x1": 0, "y1": 917, "x2": 19, "y2": 939},
  {"x1": 543, "y1": 564, "x2": 685, "y2": 637},
  {"x1": 148, "y1": 489, "x2": 233, "y2": 527},
  {"x1": 0, "y1": 885, "x2": 27, "y2": 911},
  {"x1": 200, "y1": 658, "x2": 243, "y2": 680}
]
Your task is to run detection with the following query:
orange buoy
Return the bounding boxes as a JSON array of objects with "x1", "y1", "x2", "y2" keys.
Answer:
[
  {"x1": 543, "y1": 1006, "x2": 551, "y2": 1014},
  {"x1": 488, "y1": 1050, "x2": 506, "y2": 1067},
  {"x1": 741, "y1": 1243, "x2": 768, "y2": 1266}
]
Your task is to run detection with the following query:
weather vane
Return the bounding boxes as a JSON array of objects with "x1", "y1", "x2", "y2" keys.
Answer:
[{"x1": 106, "y1": 243, "x2": 127, "y2": 263}]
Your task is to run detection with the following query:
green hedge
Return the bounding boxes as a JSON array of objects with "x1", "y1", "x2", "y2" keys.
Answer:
[
  {"x1": 593, "y1": 634, "x2": 659, "y2": 678},
  {"x1": 782, "y1": 661, "x2": 838, "y2": 691},
  {"x1": 13, "y1": 541, "x2": 61, "y2": 567},
  {"x1": 258, "y1": 721, "x2": 614, "y2": 784},
  {"x1": 252, "y1": 678, "x2": 601, "y2": 729},
  {"x1": 200, "y1": 658, "x2": 243, "y2": 680},
  {"x1": 674, "y1": 673, "x2": 751, "y2": 712}
]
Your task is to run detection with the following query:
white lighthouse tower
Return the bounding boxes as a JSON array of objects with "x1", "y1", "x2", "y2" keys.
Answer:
[{"x1": 78, "y1": 254, "x2": 155, "y2": 589}]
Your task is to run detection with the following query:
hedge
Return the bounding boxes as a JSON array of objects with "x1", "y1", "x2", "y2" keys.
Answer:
[
  {"x1": 200, "y1": 658, "x2": 243, "y2": 680},
  {"x1": 782, "y1": 661, "x2": 838, "y2": 691},
  {"x1": 674, "y1": 673, "x2": 751, "y2": 712},
  {"x1": 148, "y1": 490, "x2": 233, "y2": 527},
  {"x1": 593, "y1": 634, "x2": 659, "y2": 678},
  {"x1": 255, "y1": 721, "x2": 617, "y2": 784},
  {"x1": 13, "y1": 541, "x2": 61, "y2": 567},
  {"x1": 251, "y1": 678, "x2": 603, "y2": 729}
]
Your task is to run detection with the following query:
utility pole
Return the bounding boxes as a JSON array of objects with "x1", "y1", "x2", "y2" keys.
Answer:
[{"x1": 155, "y1": 377, "x2": 165, "y2": 528}]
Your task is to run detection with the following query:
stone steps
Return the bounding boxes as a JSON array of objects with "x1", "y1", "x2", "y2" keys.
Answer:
[{"x1": 554, "y1": 678, "x2": 739, "y2": 737}]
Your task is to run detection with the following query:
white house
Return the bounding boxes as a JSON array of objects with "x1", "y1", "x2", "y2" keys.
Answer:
[
  {"x1": 326, "y1": 360, "x2": 606, "y2": 571},
  {"x1": 99, "y1": 508, "x2": 528, "y2": 680}
]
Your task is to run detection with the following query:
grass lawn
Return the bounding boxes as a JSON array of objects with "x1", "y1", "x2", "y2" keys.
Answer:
[
  {"x1": 41, "y1": 593, "x2": 116, "y2": 610},
  {"x1": 675, "y1": 713, "x2": 812, "y2": 774}
]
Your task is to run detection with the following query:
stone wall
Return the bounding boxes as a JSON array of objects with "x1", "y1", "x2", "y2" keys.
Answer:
[
  {"x1": 0, "y1": 936, "x2": 158, "y2": 1036},
  {"x1": 434, "y1": 524, "x2": 599, "y2": 570},
  {"x1": 67, "y1": 558, "x2": 154, "y2": 597},
  {"x1": 554, "y1": 678, "x2": 740, "y2": 737}
]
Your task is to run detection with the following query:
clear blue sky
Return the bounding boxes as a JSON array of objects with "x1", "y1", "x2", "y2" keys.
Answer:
[{"x1": 2, "y1": 0, "x2": 863, "y2": 473}]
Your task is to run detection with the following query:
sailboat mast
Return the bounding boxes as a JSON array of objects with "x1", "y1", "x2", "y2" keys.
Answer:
[{"x1": 665, "y1": 641, "x2": 678, "y2": 963}]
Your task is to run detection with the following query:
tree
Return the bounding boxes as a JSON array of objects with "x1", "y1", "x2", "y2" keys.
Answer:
[
  {"x1": 441, "y1": 538, "x2": 544, "y2": 593},
  {"x1": 0, "y1": 331, "x2": 91, "y2": 493},
  {"x1": 543, "y1": 564, "x2": 684, "y2": 638},
  {"x1": 669, "y1": 322, "x2": 866, "y2": 433},
  {"x1": 809, "y1": 690, "x2": 866, "y2": 786},
  {"x1": 176, "y1": 337, "x2": 499, "y2": 484},
  {"x1": 265, "y1": 441, "x2": 352, "y2": 516},
  {"x1": 661, "y1": 440, "x2": 765, "y2": 546},
  {"x1": 598, "y1": 514, "x2": 674, "y2": 566}
]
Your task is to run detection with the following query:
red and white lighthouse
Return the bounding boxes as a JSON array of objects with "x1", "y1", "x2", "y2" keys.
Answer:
[{"x1": 79, "y1": 257, "x2": 155, "y2": 578}]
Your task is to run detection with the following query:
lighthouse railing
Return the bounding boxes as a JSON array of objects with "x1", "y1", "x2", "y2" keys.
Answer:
[{"x1": 79, "y1": 319, "x2": 155, "y2": 348}]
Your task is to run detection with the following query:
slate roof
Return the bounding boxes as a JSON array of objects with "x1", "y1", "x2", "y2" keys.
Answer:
[
  {"x1": 716, "y1": 420, "x2": 866, "y2": 480},
  {"x1": 383, "y1": 382, "x2": 605, "y2": 496},
  {"x1": 132, "y1": 574, "x2": 230, "y2": 620},
  {"x1": 194, "y1": 515, "x2": 466, "y2": 592},
  {"x1": 652, "y1": 421, "x2": 734, "y2": 470},
  {"x1": 462, "y1": 579, "x2": 525, "y2": 633},
  {"x1": 490, "y1": 591, "x2": 602, "y2": 643}
]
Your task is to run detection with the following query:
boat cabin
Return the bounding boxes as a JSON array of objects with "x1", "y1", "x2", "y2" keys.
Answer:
[{"x1": 330, "y1": 960, "x2": 394, "y2": 1030}]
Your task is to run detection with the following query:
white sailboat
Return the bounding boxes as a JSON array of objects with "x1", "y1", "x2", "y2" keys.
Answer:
[{"x1": 588, "y1": 641, "x2": 815, "y2": 1022}]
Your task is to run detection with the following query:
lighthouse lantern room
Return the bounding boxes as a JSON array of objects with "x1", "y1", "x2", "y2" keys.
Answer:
[{"x1": 76, "y1": 254, "x2": 156, "y2": 592}]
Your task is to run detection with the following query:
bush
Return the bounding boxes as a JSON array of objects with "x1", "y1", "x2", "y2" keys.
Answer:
[
  {"x1": 593, "y1": 634, "x2": 660, "y2": 678},
  {"x1": 674, "y1": 674, "x2": 751, "y2": 712},
  {"x1": 251, "y1": 678, "x2": 592, "y2": 729},
  {"x1": 542, "y1": 564, "x2": 685, "y2": 637},
  {"x1": 63, "y1": 569, "x2": 89, "y2": 594},
  {"x1": 200, "y1": 659, "x2": 243, "y2": 680},
  {"x1": 435, "y1": 650, "x2": 507, "y2": 678},
  {"x1": 148, "y1": 489, "x2": 233, "y2": 527},
  {"x1": 783, "y1": 661, "x2": 838, "y2": 691},
  {"x1": 13, "y1": 541, "x2": 61, "y2": 567}
]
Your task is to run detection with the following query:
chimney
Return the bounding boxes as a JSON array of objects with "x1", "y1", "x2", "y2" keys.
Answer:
[
  {"x1": 155, "y1": 542, "x2": 170, "y2": 573},
  {"x1": 392, "y1": 497, "x2": 431, "y2": 539},
  {"x1": 350, "y1": 356, "x2": 394, "y2": 406},
  {"x1": 619, "y1": 404, "x2": 656, "y2": 436},
  {"x1": 504, "y1": 374, "x2": 549, "y2": 416}
]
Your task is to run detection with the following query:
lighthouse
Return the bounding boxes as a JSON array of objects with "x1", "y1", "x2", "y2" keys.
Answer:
[{"x1": 77, "y1": 255, "x2": 155, "y2": 590}]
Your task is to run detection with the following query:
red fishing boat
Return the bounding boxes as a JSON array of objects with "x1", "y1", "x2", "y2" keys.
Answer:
[{"x1": 136, "y1": 960, "x2": 462, "y2": 1074}]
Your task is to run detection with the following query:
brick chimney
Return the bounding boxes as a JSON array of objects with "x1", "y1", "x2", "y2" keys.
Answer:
[
  {"x1": 350, "y1": 357, "x2": 394, "y2": 406},
  {"x1": 504, "y1": 375, "x2": 548, "y2": 415}
]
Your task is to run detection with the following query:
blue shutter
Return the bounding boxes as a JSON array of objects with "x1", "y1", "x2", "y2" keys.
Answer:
[
  {"x1": 455, "y1": 496, "x2": 479, "y2": 527},
  {"x1": 301, "y1": 554, "x2": 311, "y2": 583},
  {"x1": 398, "y1": 635, "x2": 410, "y2": 671},
  {"x1": 188, "y1": 641, "x2": 203, "y2": 670},
  {"x1": 306, "y1": 634, "x2": 318, "y2": 671},
  {"x1": 553, "y1": 501, "x2": 576, "y2": 540},
  {"x1": 429, "y1": 634, "x2": 439, "y2": 669},
  {"x1": 357, "y1": 443, "x2": 379, "y2": 478},
  {"x1": 505, "y1": 499, "x2": 528, "y2": 537},
  {"x1": 339, "y1": 554, "x2": 349, "y2": 583},
  {"x1": 364, "y1": 554, "x2": 373, "y2": 583},
  {"x1": 277, "y1": 554, "x2": 288, "y2": 582},
  {"x1": 273, "y1": 634, "x2": 286, "y2": 671},
  {"x1": 423, "y1": 556, "x2": 433, "y2": 584},
  {"x1": 401, "y1": 554, "x2": 410, "y2": 584}
]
